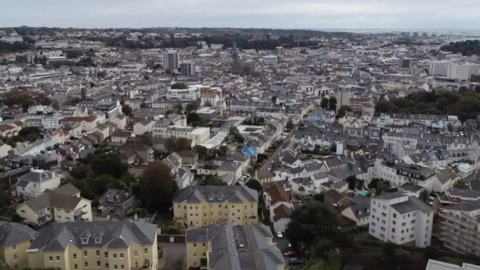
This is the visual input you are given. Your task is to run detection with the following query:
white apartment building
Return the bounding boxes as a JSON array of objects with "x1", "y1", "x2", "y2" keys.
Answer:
[
  {"x1": 166, "y1": 85, "x2": 203, "y2": 100},
  {"x1": 372, "y1": 161, "x2": 435, "y2": 191},
  {"x1": 163, "y1": 50, "x2": 179, "y2": 70},
  {"x1": 152, "y1": 126, "x2": 210, "y2": 145},
  {"x1": 369, "y1": 192, "x2": 433, "y2": 248},
  {"x1": 430, "y1": 61, "x2": 450, "y2": 76},
  {"x1": 447, "y1": 63, "x2": 480, "y2": 80},
  {"x1": 439, "y1": 202, "x2": 480, "y2": 256},
  {"x1": 179, "y1": 61, "x2": 196, "y2": 76},
  {"x1": 262, "y1": 55, "x2": 278, "y2": 65},
  {"x1": 426, "y1": 259, "x2": 480, "y2": 270}
]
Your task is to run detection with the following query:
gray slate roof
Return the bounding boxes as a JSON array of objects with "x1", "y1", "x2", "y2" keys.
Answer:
[
  {"x1": 186, "y1": 222, "x2": 284, "y2": 270},
  {"x1": 29, "y1": 221, "x2": 157, "y2": 251},
  {"x1": 0, "y1": 221, "x2": 36, "y2": 247},
  {"x1": 391, "y1": 196, "x2": 433, "y2": 214},
  {"x1": 173, "y1": 186, "x2": 258, "y2": 204}
]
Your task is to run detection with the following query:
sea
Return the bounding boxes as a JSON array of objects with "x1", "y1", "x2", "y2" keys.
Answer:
[{"x1": 311, "y1": 28, "x2": 480, "y2": 37}]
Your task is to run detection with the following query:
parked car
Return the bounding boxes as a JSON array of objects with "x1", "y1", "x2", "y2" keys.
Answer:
[
  {"x1": 288, "y1": 258, "x2": 304, "y2": 266},
  {"x1": 283, "y1": 251, "x2": 296, "y2": 257},
  {"x1": 277, "y1": 231, "x2": 283, "y2": 238}
]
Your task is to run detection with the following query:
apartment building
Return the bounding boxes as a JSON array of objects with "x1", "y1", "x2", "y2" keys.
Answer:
[
  {"x1": 173, "y1": 186, "x2": 259, "y2": 229},
  {"x1": 26, "y1": 221, "x2": 158, "y2": 270},
  {"x1": 152, "y1": 126, "x2": 210, "y2": 145},
  {"x1": 163, "y1": 50, "x2": 179, "y2": 70},
  {"x1": 369, "y1": 192, "x2": 434, "y2": 248},
  {"x1": 447, "y1": 63, "x2": 480, "y2": 81},
  {"x1": 0, "y1": 221, "x2": 36, "y2": 269},
  {"x1": 426, "y1": 259, "x2": 480, "y2": 270},
  {"x1": 429, "y1": 61, "x2": 450, "y2": 76},
  {"x1": 185, "y1": 222, "x2": 284, "y2": 270},
  {"x1": 17, "y1": 183, "x2": 93, "y2": 226},
  {"x1": 16, "y1": 169, "x2": 63, "y2": 200},
  {"x1": 179, "y1": 61, "x2": 196, "y2": 76},
  {"x1": 336, "y1": 88, "x2": 350, "y2": 111},
  {"x1": 439, "y1": 202, "x2": 480, "y2": 255}
]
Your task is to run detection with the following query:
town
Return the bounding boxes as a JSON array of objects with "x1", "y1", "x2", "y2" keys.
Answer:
[{"x1": 0, "y1": 26, "x2": 480, "y2": 270}]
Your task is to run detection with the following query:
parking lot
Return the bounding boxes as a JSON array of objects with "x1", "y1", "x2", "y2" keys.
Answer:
[{"x1": 159, "y1": 243, "x2": 186, "y2": 270}]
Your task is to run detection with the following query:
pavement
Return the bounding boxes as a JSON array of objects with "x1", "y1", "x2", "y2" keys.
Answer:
[{"x1": 159, "y1": 243, "x2": 186, "y2": 270}]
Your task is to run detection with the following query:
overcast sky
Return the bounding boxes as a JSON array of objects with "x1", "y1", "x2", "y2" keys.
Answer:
[{"x1": 1, "y1": 0, "x2": 479, "y2": 29}]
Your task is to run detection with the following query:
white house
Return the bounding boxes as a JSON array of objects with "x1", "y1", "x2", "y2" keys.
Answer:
[
  {"x1": 264, "y1": 184, "x2": 293, "y2": 233},
  {"x1": 16, "y1": 170, "x2": 63, "y2": 200}
]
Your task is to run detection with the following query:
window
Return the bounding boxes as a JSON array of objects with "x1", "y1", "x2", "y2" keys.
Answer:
[
  {"x1": 13, "y1": 254, "x2": 17, "y2": 261},
  {"x1": 73, "y1": 253, "x2": 77, "y2": 259},
  {"x1": 194, "y1": 253, "x2": 197, "y2": 257},
  {"x1": 113, "y1": 254, "x2": 117, "y2": 259},
  {"x1": 392, "y1": 228, "x2": 395, "y2": 233},
  {"x1": 106, "y1": 263, "x2": 109, "y2": 269},
  {"x1": 202, "y1": 243, "x2": 206, "y2": 247},
  {"x1": 135, "y1": 262, "x2": 139, "y2": 268},
  {"x1": 114, "y1": 265, "x2": 118, "y2": 270},
  {"x1": 134, "y1": 251, "x2": 138, "y2": 257},
  {"x1": 85, "y1": 262, "x2": 89, "y2": 268},
  {"x1": 193, "y1": 243, "x2": 197, "y2": 247},
  {"x1": 12, "y1": 244, "x2": 16, "y2": 251},
  {"x1": 96, "y1": 250, "x2": 100, "y2": 256},
  {"x1": 393, "y1": 213, "x2": 396, "y2": 218},
  {"x1": 202, "y1": 252, "x2": 206, "y2": 256},
  {"x1": 144, "y1": 248, "x2": 148, "y2": 254},
  {"x1": 120, "y1": 253, "x2": 124, "y2": 258},
  {"x1": 56, "y1": 256, "x2": 61, "y2": 261},
  {"x1": 105, "y1": 252, "x2": 109, "y2": 258},
  {"x1": 74, "y1": 264, "x2": 78, "y2": 270},
  {"x1": 49, "y1": 256, "x2": 53, "y2": 262},
  {"x1": 84, "y1": 250, "x2": 88, "y2": 256}
]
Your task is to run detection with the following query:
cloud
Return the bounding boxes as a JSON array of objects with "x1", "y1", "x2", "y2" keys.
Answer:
[{"x1": 0, "y1": 0, "x2": 479, "y2": 29}]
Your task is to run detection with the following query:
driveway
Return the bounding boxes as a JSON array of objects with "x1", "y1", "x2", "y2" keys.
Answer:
[{"x1": 159, "y1": 243, "x2": 186, "y2": 270}]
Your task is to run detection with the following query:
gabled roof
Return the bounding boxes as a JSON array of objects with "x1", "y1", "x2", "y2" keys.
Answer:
[
  {"x1": 0, "y1": 221, "x2": 35, "y2": 247},
  {"x1": 265, "y1": 184, "x2": 289, "y2": 205}
]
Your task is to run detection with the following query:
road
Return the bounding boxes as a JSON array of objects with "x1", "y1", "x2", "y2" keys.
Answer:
[
  {"x1": 259, "y1": 131, "x2": 295, "y2": 172},
  {"x1": 160, "y1": 243, "x2": 186, "y2": 270}
]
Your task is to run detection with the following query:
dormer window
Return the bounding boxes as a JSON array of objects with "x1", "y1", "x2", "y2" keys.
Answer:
[
  {"x1": 95, "y1": 237, "x2": 102, "y2": 244},
  {"x1": 80, "y1": 230, "x2": 92, "y2": 244},
  {"x1": 81, "y1": 237, "x2": 89, "y2": 244}
]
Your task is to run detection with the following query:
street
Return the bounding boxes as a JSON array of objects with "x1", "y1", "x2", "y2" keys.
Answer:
[{"x1": 159, "y1": 243, "x2": 186, "y2": 270}]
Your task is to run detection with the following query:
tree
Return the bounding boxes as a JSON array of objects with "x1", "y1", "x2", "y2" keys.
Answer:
[
  {"x1": 171, "y1": 82, "x2": 188, "y2": 89},
  {"x1": 286, "y1": 118, "x2": 294, "y2": 130},
  {"x1": 138, "y1": 161, "x2": 178, "y2": 214},
  {"x1": 192, "y1": 145, "x2": 208, "y2": 159},
  {"x1": 313, "y1": 192, "x2": 325, "y2": 202},
  {"x1": 368, "y1": 178, "x2": 391, "y2": 195},
  {"x1": 122, "y1": 104, "x2": 133, "y2": 116},
  {"x1": 186, "y1": 100, "x2": 200, "y2": 113},
  {"x1": 198, "y1": 175, "x2": 225, "y2": 186},
  {"x1": 346, "y1": 175, "x2": 357, "y2": 190},
  {"x1": 165, "y1": 138, "x2": 176, "y2": 153},
  {"x1": 320, "y1": 97, "x2": 329, "y2": 110},
  {"x1": 175, "y1": 138, "x2": 190, "y2": 151},
  {"x1": 419, "y1": 189, "x2": 430, "y2": 203},
  {"x1": 246, "y1": 179, "x2": 262, "y2": 193},
  {"x1": 173, "y1": 104, "x2": 183, "y2": 113},
  {"x1": 454, "y1": 181, "x2": 468, "y2": 189},
  {"x1": 328, "y1": 96, "x2": 337, "y2": 111},
  {"x1": 337, "y1": 105, "x2": 353, "y2": 118},
  {"x1": 286, "y1": 201, "x2": 341, "y2": 259},
  {"x1": 90, "y1": 153, "x2": 128, "y2": 179},
  {"x1": 187, "y1": 113, "x2": 202, "y2": 125}
]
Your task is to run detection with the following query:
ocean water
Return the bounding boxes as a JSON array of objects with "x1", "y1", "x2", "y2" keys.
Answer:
[{"x1": 311, "y1": 28, "x2": 480, "y2": 36}]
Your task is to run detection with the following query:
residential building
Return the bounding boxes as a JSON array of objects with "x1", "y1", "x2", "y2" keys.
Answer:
[
  {"x1": 336, "y1": 88, "x2": 350, "y2": 111},
  {"x1": 16, "y1": 169, "x2": 63, "y2": 200},
  {"x1": 163, "y1": 50, "x2": 179, "y2": 70},
  {"x1": 17, "y1": 183, "x2": 93, "y2": 226},
  {"x1": 179, "y1": 61, "x2": 196, "y2": 76},
  {"x1": 0, "y1": 221, "x2": 36, "y2": 269},
  {"x1": 429, "y1": 61, "x2": 450, "y2": 76},
  {"x1": 369, "y1": 192, "x2": 433, "y2": 248},
  {"x1": 264, "y1": 184, "x2": 293, "y2": 233},
  {"x1": 185, "y1": 222, "x2": 284, "y2": 270},
  {"x1": 173, "y1": 186, "x2": 259, "y2": 229},
  {"x1": 439, "y1": 202, "x2": 480, "y2": 255},
  {"x1": 152, "y1": 126, "x2": 210, "y2": 145},
  {"x1": 447, "y1": 63, "x2": 480, "y2": 81},
  {"x1": 426, "y1": 259, "x2": 480, "y2": 270},
  {"x1": 26, "y1": 221, "x2": 159, "y2": 270},
  {"x1": 97, "y1": 189, "x2": 135, "y2": 220}
]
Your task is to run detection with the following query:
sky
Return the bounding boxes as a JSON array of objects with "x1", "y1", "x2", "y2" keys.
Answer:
[{"x1": 1, "y1": 0, "x2": 480, "y2": 30}]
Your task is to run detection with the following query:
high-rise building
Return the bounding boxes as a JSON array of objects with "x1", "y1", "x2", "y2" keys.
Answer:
[
  {"x1": 369, "y1": 192, "x2": 433, "y2": 248},
  {"x1": 398, "y1": 58, "x2": 411, "y2": 69},
  {"x1": 336, "y1": 88, "x2": 350, "y2": 111},
  {"x1": 276, "y1": 46, "x2": 284, "y2": 55},
  {"x1": 162, "y1": 50, "x2": 179, "y2": 70},
  {"x1": 429, "y1": 61, "x2": 450, "y2": 76},
  {"x1": 179, "y1": 61, "x2": 196, "y2": 76},
  {"x1": 447, "y1": 63, "x2": 480, "y2": 80}
]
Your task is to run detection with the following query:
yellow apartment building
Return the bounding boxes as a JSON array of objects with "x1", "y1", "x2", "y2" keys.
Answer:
[
  {"x1": 173, "y1": 186, "x2": 259, "y2": 229},
  {"x1": 0, "y1": 221, "x2": 36, "y2": 269},
  {"x1": 185, "y1": 222, "x2": 285, "y2": 270},
  {"x1": 26, "y1": 221, "x2": 159, "y2": 270}
]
